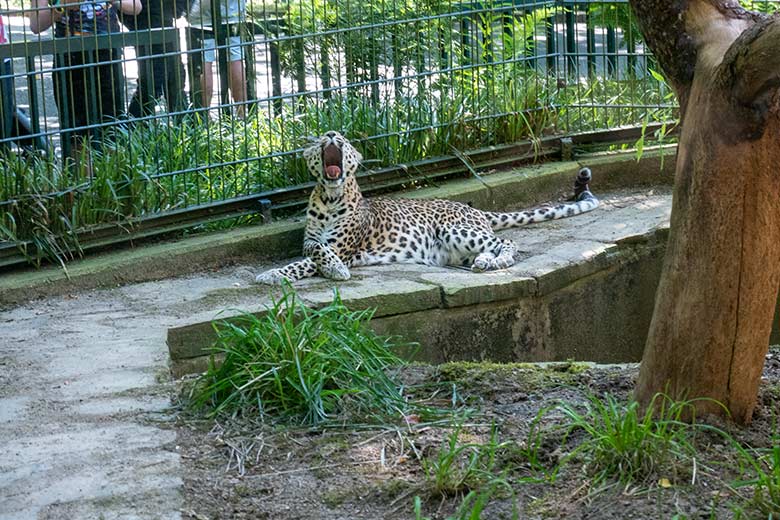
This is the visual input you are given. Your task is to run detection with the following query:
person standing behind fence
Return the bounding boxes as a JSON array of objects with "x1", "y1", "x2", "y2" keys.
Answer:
[
  {"x1": 188, "y1": 0, "x2": 247, "y2": 118},
  {"x1": 29, "y1": 0, "x2": 142, "y2": 162},
  {"x1": 120, "y1": 0, "x2": 188, "y2": 118}
]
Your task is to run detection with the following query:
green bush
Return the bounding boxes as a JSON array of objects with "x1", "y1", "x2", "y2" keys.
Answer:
[{"x1": 187, "y1": 285, "x2": 413, "y2": 426}]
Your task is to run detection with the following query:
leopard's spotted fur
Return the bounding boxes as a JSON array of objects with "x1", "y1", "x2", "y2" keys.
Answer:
[{"x1": 255, "y1": 131, "x2": 599, "y2": 284}]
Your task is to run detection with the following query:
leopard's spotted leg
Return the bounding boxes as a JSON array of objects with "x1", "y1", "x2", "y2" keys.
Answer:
[
  {"x1": 303, "y1": 240, "x2": 351, "y2": 281},
  {"x1": 472, "y1": 238, "x2": 517, "y2": 272},
  {"x1": 255, "y1": 258, "x2": 318, "y2": 285},
  {"x1": 442, "y1": 227, "x2": 518, "y2": 272}
]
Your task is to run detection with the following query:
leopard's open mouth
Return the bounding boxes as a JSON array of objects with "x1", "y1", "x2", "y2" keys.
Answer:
[{"x1": 322, "y1": 143, "x2": 342, "y2": 181}]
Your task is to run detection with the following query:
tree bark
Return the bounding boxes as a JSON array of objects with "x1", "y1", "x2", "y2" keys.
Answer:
[{"x1": 629, "y1": 0, "x2": 780, "y2": 424}]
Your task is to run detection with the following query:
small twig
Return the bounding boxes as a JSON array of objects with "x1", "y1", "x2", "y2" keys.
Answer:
[{"x1": 247, "y1": 459, "x2": 382, "y2": 479}]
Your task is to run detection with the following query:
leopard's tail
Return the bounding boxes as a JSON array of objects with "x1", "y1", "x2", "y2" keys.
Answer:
[{"x1": 486, "y1": 167, "x2": 599, "y2": 231}]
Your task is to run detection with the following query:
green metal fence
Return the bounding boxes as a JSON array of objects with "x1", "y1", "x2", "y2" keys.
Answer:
[{"x1": 0, "y1": 0, "x2": 768, "y2": 267}]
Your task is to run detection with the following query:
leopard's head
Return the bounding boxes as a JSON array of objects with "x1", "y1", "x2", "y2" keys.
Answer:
[{"x1": 303, "y1": 131, "x2": 363, "y2": 189}]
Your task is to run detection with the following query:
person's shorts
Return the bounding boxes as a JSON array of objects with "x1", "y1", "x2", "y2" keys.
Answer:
[{"x1": 202, "y1": 36, "x2": 243, "y2": 63}]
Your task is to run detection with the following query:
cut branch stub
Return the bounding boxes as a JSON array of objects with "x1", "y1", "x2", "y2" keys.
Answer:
[{"x1": 721, "y1": 15, "x2": 780, "y2": 110}]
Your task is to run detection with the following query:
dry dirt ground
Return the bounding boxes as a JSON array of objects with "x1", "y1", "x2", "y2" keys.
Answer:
[{"x1": 178, "y1": 349, "x2": 780, "y2": 520}]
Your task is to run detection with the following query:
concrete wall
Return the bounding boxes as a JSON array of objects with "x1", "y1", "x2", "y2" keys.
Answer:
[{"x1": 370, "y1": 242, "x2": 666, "y2": 365}]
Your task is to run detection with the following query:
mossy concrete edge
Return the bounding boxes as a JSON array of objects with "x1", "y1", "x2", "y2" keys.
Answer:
[{"x1": 167, "y1": 226, "x2": 670, "y2": 374}]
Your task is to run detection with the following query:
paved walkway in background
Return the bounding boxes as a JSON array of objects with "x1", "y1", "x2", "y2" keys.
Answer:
[{"x1": 0, "y1": 187, "x2": 672, "y2": 519}]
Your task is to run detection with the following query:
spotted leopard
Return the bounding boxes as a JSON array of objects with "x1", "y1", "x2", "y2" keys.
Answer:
[{"x1": 255, "y1": 131, "x2": 599, "y2": 284}]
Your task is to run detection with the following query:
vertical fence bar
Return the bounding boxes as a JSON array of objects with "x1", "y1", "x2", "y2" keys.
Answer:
[
  {"x1": 585, "y1": 8, "x2": 595, "y2": 77},
  {"x1": 480, "y1": 6, "x2": 493, "y2": 64},
  {"x1": 606, "y1": 25, "x2": 617, "y2": 77},
  {"x1": 564, "y1": 3, "x2": 576, "y2": 76},
  {"x1": 268, "y1": 36, "x2": 283, "y2": 115},
  {"x1": 461, "y1": 15, "x2": 473, "y2": 63},
  {"x1": 25, "y1": 56, "x2": 40, "y2": 138},
  {"x1": 545, "y1": 11, "x2": 556, "y2": 72}
]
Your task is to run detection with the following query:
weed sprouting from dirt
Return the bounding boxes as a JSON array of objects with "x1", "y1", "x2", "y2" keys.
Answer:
[
  {"x1": 553, "y1": 393, "x2": 713, "y2": 486},
  {"x1": 421, "y1": 422, "x2": 510, "y2": 497},
  {"x1": 186, "y1": 284, "x2": 414, "y2": 426},
  {"x1": 414, "y1": 475, "x2": 518, "y2": 520},
  {"x1": 730, "y1": 431, "x2": 780, "y2": 517}
]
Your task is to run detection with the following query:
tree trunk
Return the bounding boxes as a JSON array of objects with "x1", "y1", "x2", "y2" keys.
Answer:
[{"x1": 628, "y1": 1, "x2": 780, "y2": 424}]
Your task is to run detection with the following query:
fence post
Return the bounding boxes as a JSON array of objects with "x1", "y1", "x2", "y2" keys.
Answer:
[
  {"x1": 392, "y1": 33, "x2": 403, "y2": 96},
  {"x1": 585, "y1": 8, "x2": 596, "y2": 77},
  {"x1": 243, "y1": 22, "x2": 257, "y2": 102},
  {"x1": 480, "y1": 3, "x2": 493, "y2": 64},
  {"x1": 320, "y1": 35, "x2": 332, "y2": 99},
  {"x1": 545, "y1": 13, "x2": 556, "y2": 72},
  {"x1": 268, "y1": 37, "x2": 283, "y2": 115},
  {"x1": 461, "y1": 16, "x2": 473, "y2": 64},
  {"x1": 606, "y1": 26, "x2": 617, "y2": 77},
  {"x1": 564, "y1": 3, "x2": 576, "y2": 76}
]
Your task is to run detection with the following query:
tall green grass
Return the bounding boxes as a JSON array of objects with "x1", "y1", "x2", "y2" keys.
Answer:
[
  {"x1": 731, "y1": 432, "x2": 780, "y2": 517},
  {"x1": 187, "y1": 285, "x2": 412, "y2": 426},
  {"x1": 415, "y1": 422, "x2": 519, "y2": 520},
  {"x1": 555, "y1": 393, "x2": 701, "y2": 485},
  {"x1": 422, "y1": 423, "x2": 510, "y2": 496}
]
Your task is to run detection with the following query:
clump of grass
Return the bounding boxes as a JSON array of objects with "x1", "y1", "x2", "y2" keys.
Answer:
[
  {"x1": 555, "y1": 393, "x2": 701, "y2": 485},
  {"x1": 731, "y1": 436, "x2": 780, "y2": 516},
  {"x1": 414, "y1": 476, "x2": 518, "y2": 520},
  {"x1": 422, "y1": 423, "x2": 510, "y2": 496},
  {"x1": 187, "y1": 284, "x2": 412, "y2": 426}
]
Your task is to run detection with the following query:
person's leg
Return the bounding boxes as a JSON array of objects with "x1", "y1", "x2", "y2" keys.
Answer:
[
  {"x1": 228, "y1": 60, "x2": 246, "y2": 117},
  {"x1": 96, "y1": 48, "x2": 125, "y2": 124},
  {"x1": 163, "y1": 52, "x2": 186, "y2": 115},
  {"x1": 227, "y1": 35, "x2": 246, "y2": 117},
  {"x1": 128, "y1": 45, "x2": 152, "y2": 118},
  {"x1": 200, "y1": 38, "x2": 216, "y2": 110},
  {"x1": 200, "y1": 61, "x2": 214, "y2": 109},
  {"x1": 53, "y1": 52, "x2": 91, "y2": 174}
]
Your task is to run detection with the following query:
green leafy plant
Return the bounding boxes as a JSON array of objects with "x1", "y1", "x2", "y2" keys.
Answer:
[
  {"x1": 422, "y1": 422, "x2": 510, "y2": 496},
  {"x1": 187, "y1": 284, "x2": 412, "y2": 425},
  {"x1": 414, "y1": 475, "x2": 517, "y2": 520},
  {"x1": 731, "y1": 434, "x2": 780, "y2": 516},
  {"x1": 555, "y1": 393, "x2": 703, "y2": 485}
]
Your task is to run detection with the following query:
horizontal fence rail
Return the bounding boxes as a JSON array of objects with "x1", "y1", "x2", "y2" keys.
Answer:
[{"x1": 0, "y1": 0, "x2": 775, "y2": 268}]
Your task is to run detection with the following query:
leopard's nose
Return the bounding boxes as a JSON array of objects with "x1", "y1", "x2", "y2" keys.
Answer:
[{"x1": 325, "y1": 131, "x2": 337, "y2": 138}]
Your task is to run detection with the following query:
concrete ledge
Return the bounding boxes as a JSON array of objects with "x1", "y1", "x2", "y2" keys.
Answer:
[
  {"x1": 0, "y1": 146, "x2": 675, "y2": 308},
  {"x1": 166, "y1": 181, "x2": 680, "y2": 376},
  {"x1": 167, "y1": 229, "x2": 667, "y2": 377}
]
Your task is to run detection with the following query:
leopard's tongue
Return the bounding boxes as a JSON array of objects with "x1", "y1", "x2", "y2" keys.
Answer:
[
  {"x1": 322, "y1": 143, "x2": 342, "y2": 180},
  {"x1": 325, "y1": 165, "x2": 342, "y2": 179}
]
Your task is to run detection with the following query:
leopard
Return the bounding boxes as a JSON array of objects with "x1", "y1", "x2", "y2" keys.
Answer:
[{"x1": 255, "y1": 130, "x2": 599, "y2": 285}]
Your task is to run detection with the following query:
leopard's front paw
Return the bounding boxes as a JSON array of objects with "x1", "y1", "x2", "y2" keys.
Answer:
[
  {"x1": 254, "y1": 268, "x2": 290, "y2": 285},
  {"x1": 472, "y1": 253, "x2": 495, "y2": 273},
  {"x1": 320, "y1": 263, "x2": 351, "y2": 281}
]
